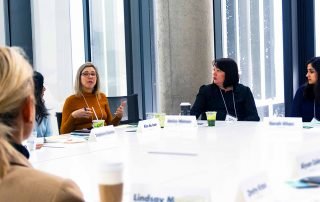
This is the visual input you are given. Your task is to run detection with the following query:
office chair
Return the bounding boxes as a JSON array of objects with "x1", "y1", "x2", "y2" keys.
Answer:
[
  {"x1": 107, "y1": 94, "x2": 140, "y2": 124},
  {"x1": 56, "y1": 112, "x2": 62, "y2": 134}
]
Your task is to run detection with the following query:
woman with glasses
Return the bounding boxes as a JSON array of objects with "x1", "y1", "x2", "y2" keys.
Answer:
[
  {"x1": 291, "y1": 57, "x2": 320, "y2": 122},
  {"x1": 60, "y1": 62, "x2": 125, "y2": 134},
  {"x1": 190, "y1": 58, "x2": 260, "y2": 121},
  {"x1": 33, "y1": 71, "x2": 52, "y2": 137},
  {"x1": 0, "y1": 46, "x2": 84, "y2": 201}
]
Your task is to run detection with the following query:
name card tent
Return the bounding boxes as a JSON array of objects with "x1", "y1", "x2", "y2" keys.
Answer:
[
  {"x1": 296, "y1": 150, "x2": 320, "y2": 178},
  {"x1": 263, "y1": 117, "x2": 302, "y2": 129},
  {"x1": 89, "y1": 125, "x2": 116, "y2": 141},
  {"x1": 165, "y1": 115, "x2": 197, "y2": 128},
  {"x1": 237, "y1": 173, "x2": 272, "y2": 202},
  {"x1": 131, "y1": 184, "x2": 211, "y2": 202},
  {"x1": 137, "y1": 118, "x2": 161, "y2": 133}
]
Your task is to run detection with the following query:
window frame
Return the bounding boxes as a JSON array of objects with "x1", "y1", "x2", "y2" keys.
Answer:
[{"x1": 213, "y1": 0, "x2": 315, "y2": 117}]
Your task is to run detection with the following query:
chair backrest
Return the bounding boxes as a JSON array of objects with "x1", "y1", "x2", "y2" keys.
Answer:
[
  {"x1": 56, "y1": 112, "x2": 62, "y2": 134},
  {"x1": 107, "y1": 94, "x2": 140, "y2": 124}
]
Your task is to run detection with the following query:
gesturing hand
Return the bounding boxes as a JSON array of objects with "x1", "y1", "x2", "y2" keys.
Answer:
[
  {"x1": 114, "y1": 101, "x2": 126, "y2": 118},
  {"x1": 71, "y1": 107, "x2": 92, "y2": 119}
]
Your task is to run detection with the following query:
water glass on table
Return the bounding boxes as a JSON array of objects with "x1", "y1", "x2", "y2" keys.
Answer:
[
  {"x1": 155, "y1": 113, "x2": 166, "y2": 128},
  {"x1": 206, "y1": 111, "x2": 217, "y2": 127},
  {"x1": 92, "y1": 120, "x2": 105, "y2": 128}
]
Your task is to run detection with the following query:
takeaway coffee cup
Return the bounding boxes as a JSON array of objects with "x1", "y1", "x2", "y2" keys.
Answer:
[
  {"x1": 180, "y1": 102, "x2": 191, "y2": 115},
  {"x1": 98, "y1": 162, "x2": 123, "y2": 202}
]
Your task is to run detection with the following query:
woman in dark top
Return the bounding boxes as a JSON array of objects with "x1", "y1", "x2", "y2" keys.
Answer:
[
  {"x1": 190, "y1": 58, "x2": 260, "y2": 121},
  {"x1": 291, "y1": 57, "x2": 320, "y2": 122}
]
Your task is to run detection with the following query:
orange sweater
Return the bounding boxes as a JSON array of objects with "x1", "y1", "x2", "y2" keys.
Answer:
[{"x1": 60, "y1": 92, "x2": 121, "y2": 134}]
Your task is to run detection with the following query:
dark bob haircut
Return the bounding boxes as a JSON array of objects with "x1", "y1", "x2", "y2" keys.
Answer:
[{"x1": 212, "y1": 58, "x2": 239, "y2": 88}]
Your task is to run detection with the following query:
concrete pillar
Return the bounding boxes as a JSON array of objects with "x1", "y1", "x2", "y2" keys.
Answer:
[{"x1": 155, "y1": 0, "x2": 213, "y2": 115}]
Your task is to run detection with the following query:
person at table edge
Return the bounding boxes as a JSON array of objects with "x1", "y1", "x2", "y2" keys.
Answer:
[
  {"x1": 291, "y1": 56, "x2": 320, "y2": 122},
  {"x1": 0, "y1": 46, "x2": 84, "y2": 201},
  {"x1": 60, "y1": 62, "x2": 125, "y2": 134},
  {"x1": 190, "y1": 58, "x2": 260, "y2": 121}
]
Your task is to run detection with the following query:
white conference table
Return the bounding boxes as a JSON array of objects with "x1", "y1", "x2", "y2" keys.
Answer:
[{"x1": 29, "y1": 121, "x2": 320, "y2": 202}]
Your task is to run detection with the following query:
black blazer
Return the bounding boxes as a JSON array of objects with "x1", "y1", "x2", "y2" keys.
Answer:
[{"x1": 190, "y1": 83, "x2": 260, "y2": 121}]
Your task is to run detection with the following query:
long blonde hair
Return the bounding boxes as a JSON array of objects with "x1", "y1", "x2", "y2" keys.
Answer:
[{"x1": 0, "y1": 46, "x2": 34, "y2": 179}]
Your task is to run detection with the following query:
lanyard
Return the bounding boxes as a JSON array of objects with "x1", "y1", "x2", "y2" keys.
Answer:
[
  {"x1": 219, "y1": 88, "x2": 237, "y2": 118},
  {"x1": 314, "y1": 100, "x2": 318, "y2": 120},
  {"x1": 81, "y1": 93, "x2": 104, "y2": 120}
]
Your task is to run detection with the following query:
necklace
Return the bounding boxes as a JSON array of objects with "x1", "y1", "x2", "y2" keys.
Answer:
[
  {"x1": 81, "y1": 93, "x2": 104, "y2": 120},
  {"x1": 219, "y1": 88, "x2": 238, "y2": 118}
]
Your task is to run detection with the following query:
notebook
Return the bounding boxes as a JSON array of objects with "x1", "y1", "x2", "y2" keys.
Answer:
[{"x1": 70, "y1": 129, "x2": 91, "y2": 136}]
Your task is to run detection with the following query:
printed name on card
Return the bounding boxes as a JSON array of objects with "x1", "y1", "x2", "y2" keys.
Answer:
[
  {"x1": 138, "y1": 118, "x2": 160, "y2": 132},
  {"x1": 238, "y1": 173, "x2": 271, "y2": 202},
  {"x1": 264, "y1": 117, "x2": 302, "y2": 129},
  {"x1": 165, "y1": 115, "x2": 197, "y2": 128},
  {"x1": 296, "y1": 151, "x2": 320, "y2": 177},
  {"x1": 131, "y1": 184, "x2": 211, "y2": 202}
]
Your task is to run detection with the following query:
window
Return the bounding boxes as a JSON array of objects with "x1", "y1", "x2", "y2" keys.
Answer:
[
  {"x1": 0, "y1": 0, "x2": 6, "y2": 45},
  {"x1": 31, "y1": 0, "x2": 85, "y2": 134},
  {"x1": 88, "y1": 0, "x2": 127, "y2": 96},
  {"x1": 316, "y1": 0, "x2": 320, "y2": 55},
  {"x1": 70, "y1": 0, "x2": 85, "y2": 82},
  {"x1": 221, "y1": 0, "x2": 284, "y2": 118}
]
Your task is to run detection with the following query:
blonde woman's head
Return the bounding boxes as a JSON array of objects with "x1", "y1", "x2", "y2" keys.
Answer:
[
  {"x1": 74, "y1": 62, "x2": 101, "y2": 96},
  {"x1": 0, "y1": 46, "x2": 34, "y2": 137}
]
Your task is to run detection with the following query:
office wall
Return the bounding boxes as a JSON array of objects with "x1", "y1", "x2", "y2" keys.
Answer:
[{"x1": 155, "y1": 0, "x2": 213, "y2": 115}]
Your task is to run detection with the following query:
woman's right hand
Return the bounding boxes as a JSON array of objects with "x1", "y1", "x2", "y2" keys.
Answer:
[{"x1": 71, "y1": 107, "x2": 92, "y2": 119}]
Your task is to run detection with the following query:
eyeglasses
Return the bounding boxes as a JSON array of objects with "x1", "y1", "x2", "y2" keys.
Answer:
[{"x1": 81, "y1": 72, "x2": 97, "y2": 77}]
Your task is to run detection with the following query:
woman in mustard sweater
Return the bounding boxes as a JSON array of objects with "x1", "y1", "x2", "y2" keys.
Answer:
[{"x1": 60, "y1": 62, "x2": 125, "y2": 134}]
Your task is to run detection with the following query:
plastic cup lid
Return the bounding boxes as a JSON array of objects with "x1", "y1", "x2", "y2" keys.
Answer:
[{"x1": 180, "y1": 102, "x2": 191, "y2": 106}]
